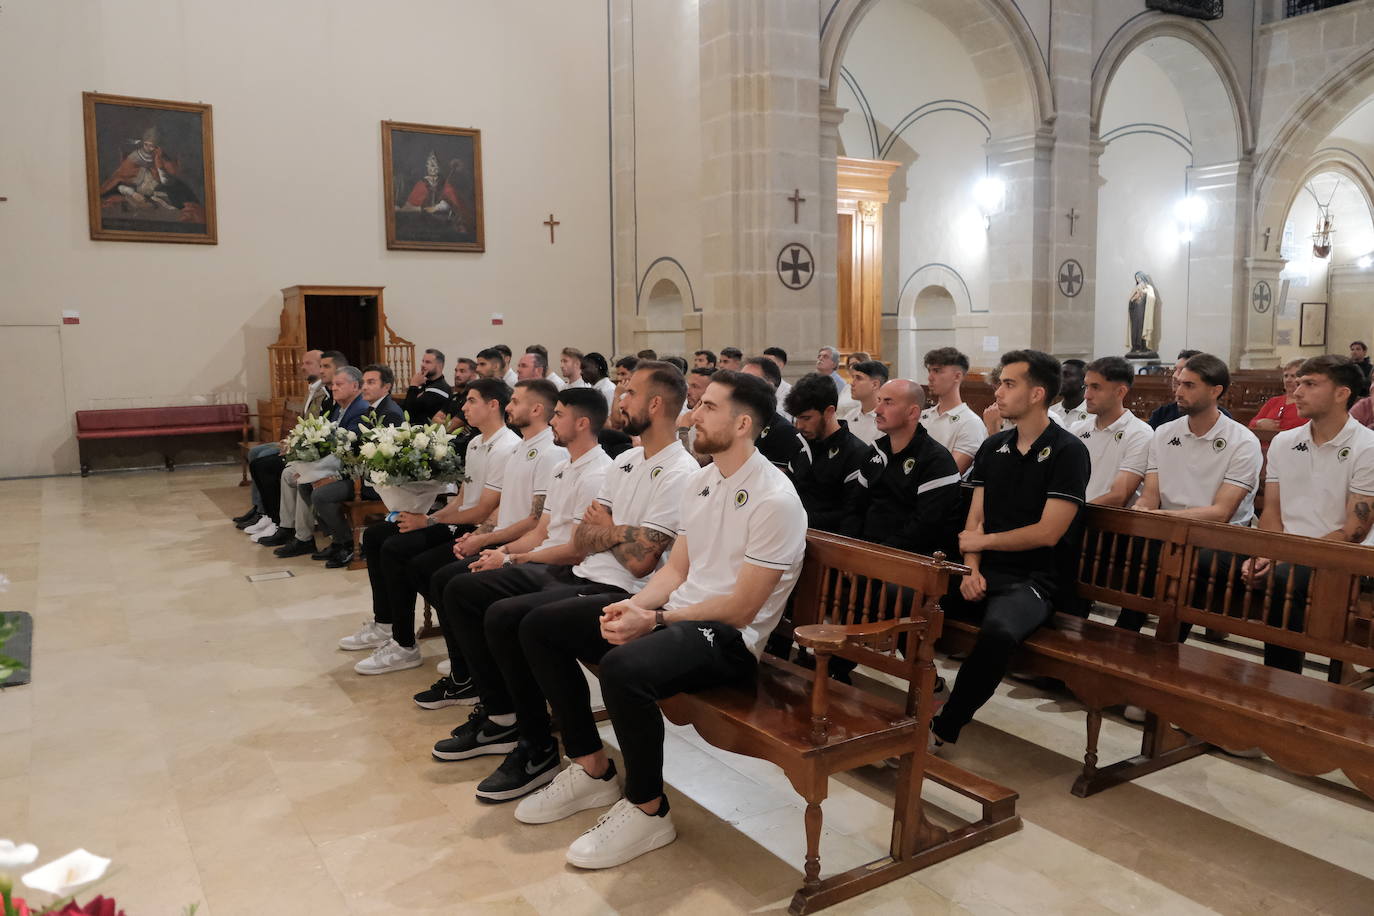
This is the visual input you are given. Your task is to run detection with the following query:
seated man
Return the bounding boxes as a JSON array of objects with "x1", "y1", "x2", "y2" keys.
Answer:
[
  {"x1": 1241, "y1": 355, "x2": 1374, "y2": 672},
  {"x1": 784, "y1": 371, "x2": 874, "y2": 536},
  {"x1": 528, "y1": 345, "x2": 565, "y2": 389},
  {"x1": 302, "y1": 364, "x2": 405, "y2": 568},
  {"x1": 762, "y1": 347, "x2": 791, "y2": 405},
  {"x1": 357, "y1": 380, "x2": 565, "y2": 677},
  {"x1": 243, "y1": 350, "x2": 343, "y2": 539},
  {"x1": 560, "y1": 347, "x2": 588, "y2": 389},
  {"x1": 741, "y1": 357, "x2": 810, "y2": 478},
  {"x1": 840, "y1": 359, "x2": 886, "y2": 446},
  {"x1": 1048, "y1": 358, "x2": 1089, "y2": 427},
  {"x1": 236, "y1": 349, "x2": 327, "y2": 532},
  {"x1": 691, "y1": 349, "x2": 717, "y2": 370},
  {"x1": 258, "y1": 365, "x2": 373, "y2": 557},
  {"x1": 920, "y1": 347, "x2": 985, "y2": 475},
  {"x1": 1072, "y1": 356, "x2": 1152, "y2": 507},
  {"x1": 512, "y1": 370, "x2": 807, "y2": 869},
  {"x1": 516, "y1": 348, "x2": 552, "y2": 383},
  {"x1": 495, "y1": 344, "x2": 518, "y2": 388},
  {"x1": 402, "y1": 348, "x2": 453, "y2": 425},
  {"x1": 931, "y1": 350, "x2": 1089, "y2": 752},
  {"x1": 339, "y1": 379, "x2": 517, "y2": 690},
  {"x1": 434, "y1": 363, "x2": 697, "y2": 801},
  {"x1": 677, "y1": 367, "x2": 713, "y2": 460}
]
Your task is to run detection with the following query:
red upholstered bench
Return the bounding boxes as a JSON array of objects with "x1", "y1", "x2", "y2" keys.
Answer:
[{"x1": 74, "y1": 404, "x2": 250, "y2": 477}]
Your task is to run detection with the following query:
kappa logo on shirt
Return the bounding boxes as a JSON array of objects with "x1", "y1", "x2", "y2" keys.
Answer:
[
  {"x1": 1292, "y1": 442, "x2": 1309, "y2": 452},
  {"x1": 1167, "y1": 437, "x2": 1183, "y2": 447},
  {"x1": 1079, "y1": 431, "x2": 1092, "y2": 440},
  {"x1": 553, "y1": 471, "x2": 565, "y2": 479},
  {"x1": 699, "y1": 627, "x2": 716, "y2": 646},
  {"x1": 698, "y1": 486, "x2": 711, "y2": 497},
  {"x1": 996, "y1": 443, "x2": 1011, "y2": 454},
  {"x1": 870, "y1": 453, "x2": 885, "y2": 465},
  {"x1": 619, "y1": 462, "x2": 634, "y2": 473}
]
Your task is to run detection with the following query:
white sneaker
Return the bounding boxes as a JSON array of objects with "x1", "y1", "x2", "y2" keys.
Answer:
[
  {"x1": 244, "y1": 516, "x2": 273, "y2": 536},
  {"x1": 1123, "y1": 705, "x2": 1147, "y2": 724},
  {"x1": 354, "y1": 639, "x2": 423, "y2": 675},
  {"x1": 249, "y1": 521, "x2": 279, "y2": 542},
  {"x1": 437, "y1": 657, "x2": 451, "y2": 676},
  {"x1": 516, "y1": 762, "x2": 623, "y2": 825},
  {"x1": 565, "y1": 798, "x2": 676, "y2": 869},
  {"x1": 339, "y1": 620, "x2": 391, "y2": 651}
]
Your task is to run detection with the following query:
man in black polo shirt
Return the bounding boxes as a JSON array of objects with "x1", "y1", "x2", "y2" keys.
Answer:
[
  {"x1": 861, "y1": 379, "x2": 963, "y2": 555},
  {"x1": 783, "y1": 371, "x2": 875, "y2": 536},
  {"x1": 931, "y1": 349, "x2": 1090, "y2": 752},
  {"x1": 742, "y1": 357, "x2": 810, "y2": 479}
]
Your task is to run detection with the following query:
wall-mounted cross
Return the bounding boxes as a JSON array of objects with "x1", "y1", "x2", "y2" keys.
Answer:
[
  {"x1": 788, "y1": 188, "x2": 806, "y2": 224},
  {"x1": 543, "y1": 213, "x2": 560, "y2": 244},
  {"x1": 1066, "y1": 208, "x2": 1080, "y2": 237}
]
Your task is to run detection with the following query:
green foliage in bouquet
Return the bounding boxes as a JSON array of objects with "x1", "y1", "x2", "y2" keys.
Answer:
[
  {"x1": 281, "y1": 415, "x2": 354, "y2": 464},
  {"x1": 346, "y1": 418, "x2": 466, "y2": 488}
]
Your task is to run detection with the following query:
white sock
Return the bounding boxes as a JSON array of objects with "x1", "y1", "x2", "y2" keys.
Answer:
[{"x1": 488, "y1": 713, "x2": 516, "y2": 727}]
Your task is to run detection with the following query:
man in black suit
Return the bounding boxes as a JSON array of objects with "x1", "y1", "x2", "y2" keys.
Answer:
[{"x1": 304, "y1": 364, "x2": 406, "y2": 568}]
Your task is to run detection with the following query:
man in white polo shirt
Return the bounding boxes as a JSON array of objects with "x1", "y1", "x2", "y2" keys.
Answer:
[
  {"x1": 1120, "y1": 353, "x2": 1261, "y2": 636},
  {"x1": 1071, "y1": 356, "x2": 1152, "y2": 506},
  {"x1": 841, "y1": 359, "x2": 886, "y2": 446},
  {"x1": 512, "y1": 370, "x2": 807, "y2": 869},
  {"x1": 920, "y1": 346, "x2": 986, "y2": 474},
  {"x1": 1240, "y1": 355, "x2": 1374, "y2": 672}
]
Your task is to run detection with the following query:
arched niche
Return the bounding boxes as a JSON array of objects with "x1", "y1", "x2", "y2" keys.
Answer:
[
  {"x1": 635, "y1": 277, "x2": 701, "y2": 357},
  {"x1": 886, "y1": 264, "x2": 973, "y2": 377}
]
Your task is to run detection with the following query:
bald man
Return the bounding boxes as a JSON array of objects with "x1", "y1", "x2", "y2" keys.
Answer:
[{"x1": 858, "y1": 379, "x2": 964, "y2": 557}]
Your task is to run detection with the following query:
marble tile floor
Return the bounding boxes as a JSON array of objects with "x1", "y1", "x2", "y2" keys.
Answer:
[{"x1": 2, "y1": 468, "x2": 1373, "y2": 914}]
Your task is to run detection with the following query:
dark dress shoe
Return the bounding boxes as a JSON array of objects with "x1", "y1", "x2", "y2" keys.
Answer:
[
  {"x1": 273, "y1": 538, "x2": 315, "y2": 558},
  {"x1": 310, "y1": 545, "x2": 333, "y2": 561},
  {"x1": 233, "y1": 508, "x2": 261, "y2": 526},
  {"x1": 258, "y1": 527, "x2": 295, "y2": 547},
  {"x1": 324, "y1": 545, "x2": 355, "y2": 569}
]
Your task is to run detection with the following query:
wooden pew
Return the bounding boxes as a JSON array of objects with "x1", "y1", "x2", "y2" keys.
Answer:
[
  {"x1": 593, "y1": 532, "x2": 1020, "y2": 914},
  {"x1": 938, "y1": 507, "x2": 1374, "y2": 803}
]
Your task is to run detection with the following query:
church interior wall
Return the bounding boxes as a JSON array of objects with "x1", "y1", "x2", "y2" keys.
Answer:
[{"x1": 0, "y1": 0, "x2": 613, "y2": 478}]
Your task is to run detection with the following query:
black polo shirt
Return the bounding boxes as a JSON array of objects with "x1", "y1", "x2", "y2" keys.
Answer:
[
  {"x1": 969, "y1": 420, "x2": 1089, "y2": 593},
  {"x1": 758, "y1": 412, "x2": 810, "y2": 479},
  {"x1": 860, "y1": 424, "x2": 963, "y2": 557},
  {"x1": 792, "y1": 420, "x2": 874, "y2": 536}
]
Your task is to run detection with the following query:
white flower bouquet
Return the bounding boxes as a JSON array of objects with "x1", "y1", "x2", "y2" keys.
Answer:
[
  {"x1": 282, "y1": 415, "x2": 355, "y2": 485},
  {"x1": 346, "y1": 420, "x2": 465, "y2": 513}
]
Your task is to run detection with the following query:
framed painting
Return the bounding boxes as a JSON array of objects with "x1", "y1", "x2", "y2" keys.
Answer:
[
  {"x1": 1299, "y1": 301, "x2": 1327, "y2": 348},
  {"x1": 82, "y1": 92, "x2": 216, "y2": 244},
  {"x1": 381, "y1": 121, "x2": 484, "y2": 252}
]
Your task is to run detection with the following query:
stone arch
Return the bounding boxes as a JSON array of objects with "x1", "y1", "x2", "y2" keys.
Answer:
[
  {"x1": 820, "y1": 0, "x2": 1053, "y2": 136},
  {"x1": 635, "y1": 256, "x2": 697, "y2": 315},
  {"x1": 885, "y1": 264, "x2": 975, "y2": 377},
  {"x1": 1091, "y1": 13, "x2": 1251, "y2": 165},
  {"x1": 634, "y1": 259, "x2": 702, "y2": 355},
  {"x1": 1284, "y1": 155, "x2": 1374, "y2": 240}
]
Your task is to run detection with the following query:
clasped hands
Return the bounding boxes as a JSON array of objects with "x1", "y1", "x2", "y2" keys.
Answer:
[{"x1": 600, "y1": 600, "x2": 657, "y2": 645}]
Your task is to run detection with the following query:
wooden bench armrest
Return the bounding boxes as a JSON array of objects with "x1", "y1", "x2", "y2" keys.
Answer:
[{"x1": 794, "y1": 618, "x2": 919, "y2": 652}]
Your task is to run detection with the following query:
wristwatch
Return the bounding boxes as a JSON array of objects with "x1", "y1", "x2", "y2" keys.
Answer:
[
  {"x1": 425, "y1": 514, "x2": 437, "y2": 527},
  {"x1": 654, "y1": 610, "x2": 666, "y2": 628},
  {"x1": 502, "y1": 552, "x2": 516, "y2": 567}
]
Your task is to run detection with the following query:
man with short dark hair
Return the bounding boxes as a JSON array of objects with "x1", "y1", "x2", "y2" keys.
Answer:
[
  {"x1": 841, "y1": 359, "x2": 887, "y2": 446},
  {"x1": 404, "y1": 348, "x2": 453, "y2": 425},
  {"x1": 762, "y1": 347, "x2": 791, "y2": 404},
  {"x1": 494, "y1": 344, "x2": 518, "y2": 387},
  {"x1": 453, "y1": 358, "x2": 478, "y2": 387},
  {"x1": 1073, "y1": 356, "x2": 1152, "y2": 506},
  {"x1": 476, "y1": 348, "x2": 505, "y2": 381},
  {"x1": 304, "y1": 364, "x2": 406, "y2": 568},
  {"x1": 920, "y1": 347, "x2": 984, "y2": 475},
  {"x1": 664, "y1": 356, "x2": 688, "y2": 375},
  {"x1": 1350, "y1": 341, "x2": 1372, "y2": 382},
  {"x1": 1147, "y1": 349, "x2": 1232, "y2": 428},
  {"x1": 718, "y1": 347, "x2": 743, "y2": 372},
  {"x1": 512, "y1": 370, "x2": 807, "y2": 869},
  {"x1": 784, "y1": 372, "x2": 873, "y2": 535},
  {"x1": 741, "y1": 357, "x2": 810, "y2": 477},
  {"x1": 678, "y1": 367, "x2": 714, "y2": 458},
  {"x1": 692, "y1": 350, "x2": 717, "y2": 370},
  {"x1": 930, "y1": 350, "x2": 1090, "y2": 753},
  {"x1": 1050, "y1": 358, "x2": 1089, "y2": 427}
]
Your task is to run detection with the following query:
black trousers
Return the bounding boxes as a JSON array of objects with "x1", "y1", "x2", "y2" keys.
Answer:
[
  {"x1": 441, "y1": 564, "x2": 625, "y2": 720},
  {"x1": 249, "y1": 455, "x2": 286, "y2": 524},
  {"x1": 933, "y1": 570, "x2": 1052, "y2": 743},
  {"x1": 302, "y1": 478, "x2": 356, "y2": 545},
  {"x1": 521, "y1": 603, "x2": 756, "y2": 804},
  {"x1": 1112, "y1": 539, "x2": 1192, "y2": 642},
  {"x1": 363, "y1": 522, "x2": 464, "y2": 649}
]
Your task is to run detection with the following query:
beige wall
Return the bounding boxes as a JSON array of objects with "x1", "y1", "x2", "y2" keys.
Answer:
[{"x1": 0, "y1": 0, "x2": 612, "y2": 477}]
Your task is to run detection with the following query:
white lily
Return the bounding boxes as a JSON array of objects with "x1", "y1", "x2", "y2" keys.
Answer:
[
  {"x1": 21, "y1": 848, "x2": 111, "y2": 896},
  {"x1": 412, "y1": 433, "x2": 430, "y2": 450},
  {"x1": 433, "y1": 443, "x2": 449, "y2": 459},
  {"x1": 0, "y1": 839, "x2": 38, "y2": 868}
]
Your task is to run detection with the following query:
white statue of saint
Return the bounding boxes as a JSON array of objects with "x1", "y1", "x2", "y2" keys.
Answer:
[{"x1": 1127, "y1": 271, "x2": 1160, "y2": 357}]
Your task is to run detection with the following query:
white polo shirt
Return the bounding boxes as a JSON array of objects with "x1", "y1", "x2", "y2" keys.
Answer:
[
  {"x1": 1265, "y1": 415, "x2": 1374, "y2": 538},
  {"x1": 1070, "y1": 410, "x2": 1152, "y2": 502},
  {"x1": 665, "y1": 448, "x2": 808, "y2": 659},
  {"x1": 547, "y1": 372, "x2": 567, "y2": 391},
  {"x1": 1146, "y1": 412, "x2": 1262, "y2": 524},
  {"x1": 492, "y1": 425, "x2": 567, "y2": 530},
  {"x1": 462, "y1": 426, "x2": 521, "y2": 510},
  {"x1": 1050, "y1": 401, "x2": 1090, "y2": 427},
  {"x1": 573, "y1": 441, "x2": 700, "y2": 593},
  {"x1": 537, "y1": 446, "x2": 613, "y2": 551},
  {"x1": 594, "y1": 377, "x2": 618, "y2": 412},
  {"x1": 920, "y1": 402, "x2": 986, "y2": 460},
  {"x1": 842, "y1": 402, "x2": 880, "y2": 446},
  {"x1": 563, "y1": 378, "x2": 590, "y2": 390},
  {"x1": 504, "y1": 368, "x2": 519, "y2": 388}
]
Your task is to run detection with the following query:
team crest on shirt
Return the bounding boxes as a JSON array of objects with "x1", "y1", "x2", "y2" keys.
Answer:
[
  {"x1": 1212, "y1": 438, "x2": 1227, "y2": 452},
  {"x1": 1114, "y1": 431, "x2": 1124, "y2": 441},
  {"x1": 1037, "y1": 447, "x2": 1051, "y2": 462},
  {"x1": 902, "y1": 458, "x2": 916, "y2": 475},
  {"x1": 1339, "y1": 446, "x2": 1352, "y2": 462},
  {"x1": 734, "y1": 489, "x2": 749, "y2": 508},
  {"x1": 828, "y1": 447, "x2": 839, "y2": 459},
  {"x1": 651, "y1": 466, "x2": 664, "y2": 478},
  {"x1": 526, "y1": 448, "x2": 538, "y2": 460}
]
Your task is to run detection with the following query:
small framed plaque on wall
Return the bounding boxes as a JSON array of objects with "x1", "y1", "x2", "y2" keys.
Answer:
[{"x1": 1299, "y1": 301, "x2": 1328, "y2": 348}]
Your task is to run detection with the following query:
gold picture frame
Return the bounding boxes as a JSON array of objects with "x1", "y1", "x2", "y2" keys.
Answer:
[
  {"x1": 82, "y1": 92, "x2": 217, "y2": 244},
  {"x1": 381, "y1": 121, "x2": 485, "y2": 252}
]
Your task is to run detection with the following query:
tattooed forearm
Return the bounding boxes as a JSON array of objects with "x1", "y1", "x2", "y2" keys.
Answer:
[
  {"x1": 1351, "y1": 500, "x2": 1372, "y2": 541},
  {"x1": 574, "y1": 521, "x2": 628, "y2": 555},
  {"x1": 528, "y1": 494, "x2": 547, "y2": 520},
  {"x1": 611, "y1": 527, "x2": 674, "y2": 566}
]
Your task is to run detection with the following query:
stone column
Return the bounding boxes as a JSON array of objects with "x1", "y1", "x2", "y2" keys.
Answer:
[
  {"x1": 985, "y1": 130, "x2": 1054, "y2": 356},
  {"x1": 698, "y1": 0, "x2": 824, "y2": 357},
  {"x1": 816, "y1": 103, "x2": 846, "y2": 366},
  {"x1": 1240, "y1": 256, "x2": 1286, "y2": 368},
  {"x1": 1187, "y1": 159, "x2": 1254, "y2": 364}
]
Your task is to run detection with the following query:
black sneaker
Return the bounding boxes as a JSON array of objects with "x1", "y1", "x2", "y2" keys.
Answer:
[
  {"x1": 233, "y1": 509, "x2": 262, "y2": 527},
  {"x1": 433, "y1": 707, "x2": 520, "y2": 761},
  {"x1": 324, "y1": 544, "x2": 355, "y2": 569},
  {"x1": 273, "y1": 538, "x2": 315, "y2": 558},
  {"x1": 258, "y1": 527, "x2": 296, "y2": 547},
  {"x1": 475, "y1": 741, "x2": 560, "y2": 803},
  {"x1": 413, "y1": 674, "x2": 479, "y2": 709}
]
